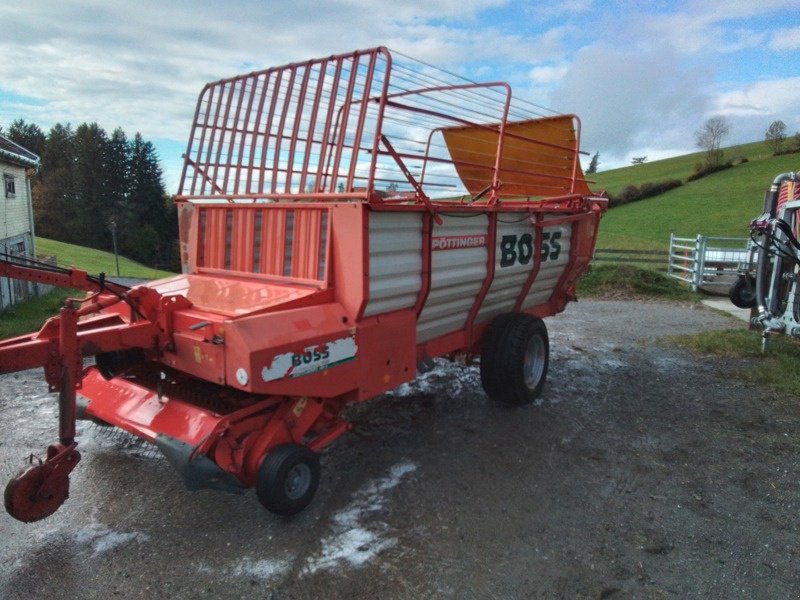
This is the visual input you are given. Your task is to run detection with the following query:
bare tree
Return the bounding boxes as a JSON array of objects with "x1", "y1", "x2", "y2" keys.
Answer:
[
  {"x1": 765, "y1": 120, "x2": 787, "y2": 155},
  {"x1": 695, "y1": 116, "x2": 730, "y2": 166}
]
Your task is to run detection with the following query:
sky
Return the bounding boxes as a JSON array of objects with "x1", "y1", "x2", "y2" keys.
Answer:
[{"x1": 1, "y1": 0, "x2": 799, "y2": 192}]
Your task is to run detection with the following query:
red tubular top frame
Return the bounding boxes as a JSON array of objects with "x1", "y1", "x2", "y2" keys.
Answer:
[{"x1": 176, "y1": 47, "x2": 590, "y2": 205}]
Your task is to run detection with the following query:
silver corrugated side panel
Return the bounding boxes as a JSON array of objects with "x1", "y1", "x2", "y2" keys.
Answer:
[
  {"x1": 417, "y1": 214, "x2": 489, "y2": 342},
  {"x1": 363, "y1": 212, "x2": 423, "y2": 317}
]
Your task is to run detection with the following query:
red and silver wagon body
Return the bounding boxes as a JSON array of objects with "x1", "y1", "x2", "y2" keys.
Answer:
[{"x1": 0, "y1": 47, "x2": 605, "y2": 520}]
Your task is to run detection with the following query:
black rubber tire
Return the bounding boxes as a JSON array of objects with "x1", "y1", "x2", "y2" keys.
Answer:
[
  {"x1": 728, "y1": 275, "x2": 757, "y2": 309},
  {"x1": 256, "y1": 443, "x2": 320, "y2": 517},
  {"x1": 480, "y1": 313, "x2": 549, "y2": 405},
  {"x1": 478, "y1": 313, "x2": 516, "y2": 398}
]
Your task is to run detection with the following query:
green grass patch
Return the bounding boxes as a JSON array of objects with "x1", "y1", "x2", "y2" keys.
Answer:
[
  {"x1": 591, "y1": 141, "x2": 800, "y2": 251},
  {"x1": 577, "y1": 264, "x2": 699, "y2": 300},
  {"x1": 0, "y1": 288, "x2": 82, "y2": 338},
  {"x1": 665, "y1": 329, "x2": 800, "y2": 396},
  {"x1": 36, "y1": 238, "x2": 175, "y2": 280}
]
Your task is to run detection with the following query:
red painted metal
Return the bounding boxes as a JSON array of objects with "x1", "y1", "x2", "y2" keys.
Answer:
[
  {"x1": 3, "y1": 443, "x2": 80, "y2": 522},
  {"x1": 513, "y1": 212, "x2": 545, "y2": 313},
  {"x1": 464, "y1": 211, "x2": 499, "y2": 350},
  {"x1": 0, "y1": 47, "x2": 606, "y2": 520}
]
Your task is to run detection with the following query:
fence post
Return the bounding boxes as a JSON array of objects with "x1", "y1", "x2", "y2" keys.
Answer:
[
  {"x1": 694, "y1": 234, "x2": 706, "y2": 292},
  {"x1": 668, "y1": 233, "x2": 674, "y2": 276}
]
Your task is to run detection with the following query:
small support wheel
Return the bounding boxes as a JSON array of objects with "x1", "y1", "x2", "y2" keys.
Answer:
[
  {"x1": 4, "y1": 464, "x2": 70, "y2": 523},
  {"x1": 256, "y1": 444, "x2": 320, "y2": 517},
  {"x1": 480, "y1": 313, "x2": 549, "y2": 405},
  {"x1": 728, "y1": 274, "x2": 757, "y2": 309}
]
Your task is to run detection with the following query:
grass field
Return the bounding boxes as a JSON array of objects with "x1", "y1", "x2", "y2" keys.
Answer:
[
  {"x1": 591, "y1": 141, "x2": 800, "y2": 250},
  {"x1": 36, "y1": 238, "x2": 175, "y2": 280}
]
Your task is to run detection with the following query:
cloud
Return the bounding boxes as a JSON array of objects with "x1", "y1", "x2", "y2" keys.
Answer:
[
  {"x1": 528, "y1": 64, "x2": 570, "y2": 85},
  {"x1": 532, "y1": 0, "x2": 594, "y2": 20},
  {"x1": 714, "y1": 77, "x2": 800, "y2": 117},
  {"x1": 0, "y1": 2, "x2": 522, "y2": 137},
  {"x1": 548, "y1": 43, "x2": 710, "y2": 156},
  {"x1": 2, "y1": 0, "x2": 798, "y2": 183},
  {"x1": 709, "y1": 77, "x2": 800, "y2": 147},
  {"x1": 607, "y1": 0, "x2": 797, "y2": 56},
  {"x1": 770, "y1": 26, "x2": 800, "y2": 51}
]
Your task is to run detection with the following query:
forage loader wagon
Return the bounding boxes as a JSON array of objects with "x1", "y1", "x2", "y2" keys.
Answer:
[{"x1": 0, "y1": 47, "x2": 606, "y2": 521}]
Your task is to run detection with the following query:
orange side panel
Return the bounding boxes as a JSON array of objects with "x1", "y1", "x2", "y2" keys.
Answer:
[
  {"x1": 260, "y1": 209, "x2": 287, "y2": 276},
  {"x1": 293, "y1": 210, "x2": 323, "y2": 280},
  {"x1": 223, "y1": 302, "x2": 358, "y2": 396},
  {"x1": 231, "y1": 209, "x2": 256, "y2": 272},
  {"x1": 202, "y1": 207, "x2": 229, "y2": 269}
]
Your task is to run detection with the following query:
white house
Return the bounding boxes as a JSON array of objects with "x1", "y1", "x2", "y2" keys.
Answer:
[{"x1": 0, "y1": 134, "x2": 40, "y2": 310}]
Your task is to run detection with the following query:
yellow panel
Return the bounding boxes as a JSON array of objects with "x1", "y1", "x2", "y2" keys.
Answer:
[{"x1": 441, "y1": 115, "x2": 590, "y2": 198}]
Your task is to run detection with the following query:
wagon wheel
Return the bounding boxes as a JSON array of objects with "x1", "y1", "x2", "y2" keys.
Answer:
[
  {"x1": 256, "y1": 444, "x2": 320, "y2": 516},
  {"x1": 4, "y1": 464, "x2": 71, "y2": 523},
  {"x1": 480, "y1": 313, "x2": 549, "y2": 405},
  {"x1": 728, "y1": 274, "x2": 757, "y2": 309}
]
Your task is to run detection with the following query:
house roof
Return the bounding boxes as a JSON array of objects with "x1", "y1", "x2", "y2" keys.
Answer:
[{"x1": 0, "y1": 134, "x2": 40, "y2": 169}]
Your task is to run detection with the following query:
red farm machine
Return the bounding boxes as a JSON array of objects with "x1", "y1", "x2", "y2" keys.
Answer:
[
  {"x1": 0, "y1": 47, "x2": 606, "y2": 521},
  {"x1": 730, "y1": 170, "x2": 800, "y2": 347}
]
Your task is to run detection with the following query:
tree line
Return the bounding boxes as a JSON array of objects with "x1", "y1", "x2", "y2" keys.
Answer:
[{"x1": 4, "y1": 119, "x2": 178, "y2": 270}]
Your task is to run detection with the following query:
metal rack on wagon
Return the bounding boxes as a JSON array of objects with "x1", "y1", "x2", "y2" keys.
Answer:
[{"x1": 0, "y1": 47, "x2": 606, "y2": 521}]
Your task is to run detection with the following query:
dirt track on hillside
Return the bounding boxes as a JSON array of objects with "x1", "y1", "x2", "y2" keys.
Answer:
[{"x1": 1, "y1": 300, "x2": 798, "y2": 599}]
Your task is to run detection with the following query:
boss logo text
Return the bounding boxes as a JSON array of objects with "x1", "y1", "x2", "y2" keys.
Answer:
[{"x1": 499, "y1": 231, "x2": 562, "y2": 267}]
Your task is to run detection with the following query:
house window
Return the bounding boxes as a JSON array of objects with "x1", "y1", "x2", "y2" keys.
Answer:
[{"x1": 4, "y1": 174, "x2": 15, "y2": 198}]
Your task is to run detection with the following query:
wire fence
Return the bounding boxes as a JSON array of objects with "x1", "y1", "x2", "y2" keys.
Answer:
[
  {"x1": 592, "y1": 248, "x2": 668, "y2": 266},
  {"x1": 593, "y1": 235, "x2": 751, "y2": 294}
]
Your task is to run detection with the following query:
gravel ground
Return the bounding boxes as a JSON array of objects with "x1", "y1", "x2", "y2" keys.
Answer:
[{"x1": 0, "y1": 299, "x2": 798, "y2": 599}]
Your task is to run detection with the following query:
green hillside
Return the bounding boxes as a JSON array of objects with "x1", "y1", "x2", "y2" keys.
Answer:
[
  {"x1": 589, "y1": 141, "x2": 800, "y2": 250},
  {"x1": 36, "y1": 238, "x2": 175, "y2": 280}
]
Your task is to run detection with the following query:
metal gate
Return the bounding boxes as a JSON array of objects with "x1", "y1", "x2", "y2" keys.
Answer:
[{"x1": 667, "y1": 234, "x2": 751, "y2": 292}]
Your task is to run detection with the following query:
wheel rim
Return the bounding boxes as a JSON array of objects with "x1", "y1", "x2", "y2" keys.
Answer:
[
  {"x1": 4, "y1": 465, "x2": 69, "y2": 523},
  {"x1": 523, "y1": 334, "x2": 546, "y2": 390},
  {"x1": 284, "y1": 463, "x2": 312, "y2": 500}
]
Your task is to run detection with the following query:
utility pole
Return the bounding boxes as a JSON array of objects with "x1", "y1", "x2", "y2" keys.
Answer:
[{"x1": 110, "y1": 220, "x2": 120, "y2": 277}]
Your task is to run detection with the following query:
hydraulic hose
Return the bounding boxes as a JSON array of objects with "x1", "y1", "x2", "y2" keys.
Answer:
[{"x1": 755, "y1": 172, "x2": 797, "y2": 318}]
